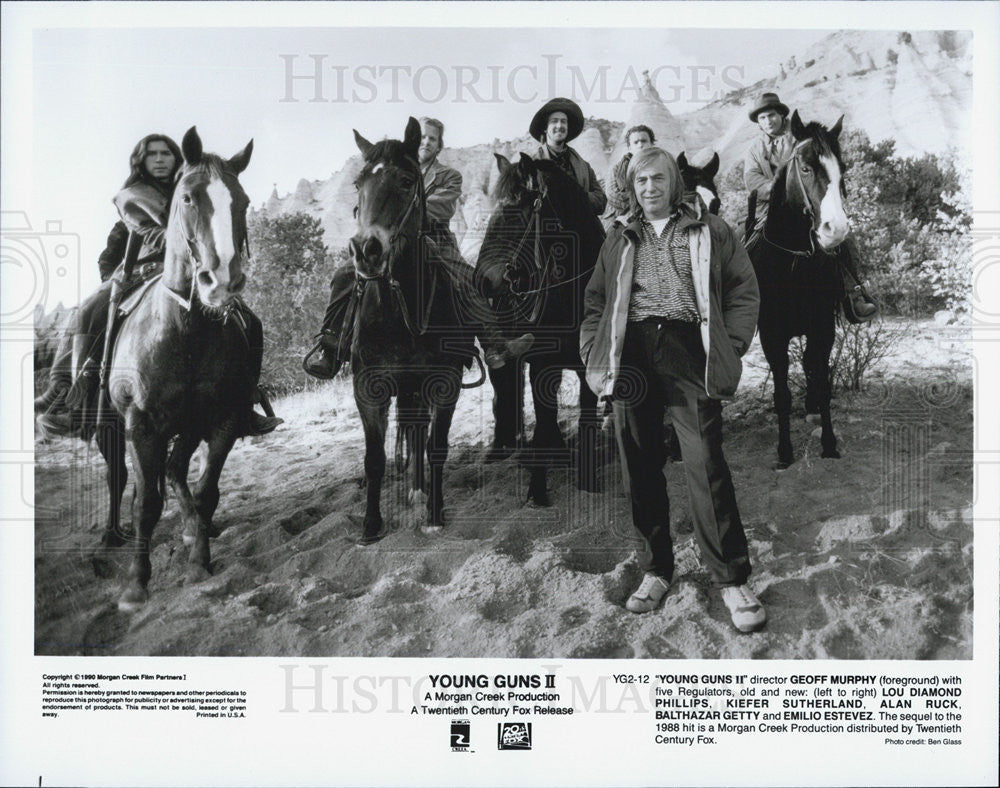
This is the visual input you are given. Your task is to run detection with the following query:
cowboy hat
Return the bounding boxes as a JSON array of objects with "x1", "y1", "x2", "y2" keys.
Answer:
[
  {"x1": 529, "y1": 97, "x2": 585, "y2": 142},
  {"x1": 748, "y1": 92, "x2": 790, "y2": 122}
]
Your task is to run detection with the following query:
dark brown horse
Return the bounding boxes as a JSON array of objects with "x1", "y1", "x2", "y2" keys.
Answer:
[
  {"x1": 747, "y1": 111, "x2": 849, "y2": 468},
  {"x1": 476, "y1": 153, "x2": 606, "y2": 505},
  {"x1": 348, "y1": 117, "x2": 474, "y2": 542},
  {"x1": 93, "y1": 127, "x2": 257, "y2": 610}
]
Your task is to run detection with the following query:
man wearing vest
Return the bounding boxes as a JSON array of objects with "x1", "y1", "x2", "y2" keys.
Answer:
[
  {"x1": 744, "y1": 92, "x2": 877, "y2": 322},
  {"x1": 530, "y1": 97, "x2": 607, "y2": 216}
]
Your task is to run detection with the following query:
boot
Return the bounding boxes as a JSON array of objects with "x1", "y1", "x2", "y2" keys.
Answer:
[
  {"x1": 303, "y1": 334, "x2": 343, "y2": 380},
  {"x1": 247, "y1": 387, "x2": 282, "y2": 435},
  {"x1": 34, "y1": 380, "x2": 69, "y2": 414},
  {"x1": 37, "y1": 411, "x2": 80, "y2": 439},
  {"x1": 484, "y1": 333, "x2": 535, "y2": 370},
  {"x1": 845, "y1": 285, "x2": 878, "y2": 323}
]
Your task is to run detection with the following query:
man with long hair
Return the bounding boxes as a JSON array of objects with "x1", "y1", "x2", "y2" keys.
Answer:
[{"x1": 581, "y1": 147, "x2": 766, "y2": 633}]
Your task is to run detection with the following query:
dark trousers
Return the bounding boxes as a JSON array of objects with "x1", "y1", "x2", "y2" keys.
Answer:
[{"x1": 612, "y1": 320, "x2": 750, "y2": 586}]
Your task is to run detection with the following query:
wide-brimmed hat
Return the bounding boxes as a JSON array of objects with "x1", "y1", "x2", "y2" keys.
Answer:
[
  {"x1": 748, "y1": 92, "x2": 790, "y2": 122},
  {"x1": 529, "y1": 97, "x2": 585, "y2": 142}
]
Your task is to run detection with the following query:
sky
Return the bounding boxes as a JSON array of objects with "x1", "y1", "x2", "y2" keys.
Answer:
[{"x1": 9, "y1": 20, "x2": 832, "y2": 308}]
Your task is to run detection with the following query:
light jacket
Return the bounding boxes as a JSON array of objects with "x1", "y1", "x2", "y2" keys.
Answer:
[
  {"x1": 743, "y1": 126, "x2": 796, "y2": 206},
  {"x1": 422, "y1": 159, "x2": 463, "y2": 228},
  {"x1": 536, "y1": 144, "x2": 608, "y2": 215},
  {"x1": 580, "y1": 202, "x2": 759, "y2": 400}
]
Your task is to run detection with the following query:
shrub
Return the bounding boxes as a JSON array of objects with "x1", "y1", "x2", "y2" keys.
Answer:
[{"x1": 244, "y1": 212, "x2": 341, "y2": 396}]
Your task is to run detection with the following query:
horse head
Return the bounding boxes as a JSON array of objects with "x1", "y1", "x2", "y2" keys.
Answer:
[
  {"x1": 767, "y1": 111, "x2": 848, "y2": 254},
  {"x1": 168, "y1": 127, "x2": 253, "y2": 311},
  {"x1": 349, "y1": 117, "x2": 424, "y2": 281},
  {"x1": 678, "y1": 151, "x2": 721, "y2": 215}
]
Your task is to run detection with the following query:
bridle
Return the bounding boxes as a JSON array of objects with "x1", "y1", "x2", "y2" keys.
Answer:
[
  {"x1": 763, "y1": 138, "x2": 834, "y2": 260},
  {"x1": 502, "y1": 176, "x2": 589, "y2": 324},
  {"x1": 353, "y1": 158, "x2": 437, "y2": 338},
  {"x1": 160, "y1": 170, "x2": 251, "y2": 320}
]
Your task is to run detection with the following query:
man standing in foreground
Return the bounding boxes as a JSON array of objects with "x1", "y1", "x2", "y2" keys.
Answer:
[{"x1": 580, "y1": 147, "x2": 766, "y2": 633}]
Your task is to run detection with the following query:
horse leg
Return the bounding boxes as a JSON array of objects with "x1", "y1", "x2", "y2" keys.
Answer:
[
  {"x1": 486, "y1": 362, "x2": 518, "y2": 461},
  {"x1": 358, "y1": 400, "x2": 390, "y2": 544},
  {"x1": 424, "y1": 385, "x2": 458, "y2": 530},
  {"x1": 165, "y1": 433, "x2": 202, "y2": 547},
  {"x1": 118, "y1": 414, "x2": 166, "y2": 611},
  {"x1": 186, "y1": 425, "x2": 239, "y2": 581},
  {"x1": 526, "y1": 362, "x2": 561, "y2": 506},
  {"x1": 574, "y1": 368, "x2": 600, "y2": 493},
  {"x1": 760, "y1": 332, "x2": 795, "y2": 469},
  {"x1": 91, "y1": 419, "x2": 128, "y2": 578},
  {"x1": 805, "y1": 328, "x2": 840, "y2": 459}
]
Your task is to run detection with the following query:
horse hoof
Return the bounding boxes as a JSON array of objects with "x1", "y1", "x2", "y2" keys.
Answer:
[
  {"x1": 484, "y1": 445, "x2": 513, "y2": 463},
  {"x1": 185, "y1": 565, "x2": 211, "y2": 585},
  {"x1": 773, "y1": 460, "x2": 791, "y2": 471},
  {"x1": 420, "y1": 524, "x2": 444, "y2": 535},
  {"x1": 805, "y1": 413, "x2": 822, "y2": 425},
  {"x1": 90, "y1": 552, "x2": 114, "y2": 579},
  {"x1": 182, "y1": 531, "x2": 195, "y2": 547},
  {"x1": 118, "y1": 584, "x2": 148, "y2": 612},
  {"x1": 576, "y1": 477, "x2": 599, "y2": 494},
  {"x1": 822, "y1": 449, "x2": 842, "y2": 459},
  {"x1": 357, "y1": 531, "x2": 384, "y2": 546}
]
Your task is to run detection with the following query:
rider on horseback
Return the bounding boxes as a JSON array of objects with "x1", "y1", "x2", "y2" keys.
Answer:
[
  {"x1": 36, "y1": 133, "x2": 281, "y2": 437},
  {"x1": 304, "y1": 117, "x2": 532, "y2": 379},
  {"x1": 744, "y1": 92, "x2": 878, "y2": 322}
]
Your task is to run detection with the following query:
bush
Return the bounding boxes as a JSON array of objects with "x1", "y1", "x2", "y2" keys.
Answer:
[
  {"x1": 719, "y1": 128, "x2": 971, "y2": 317},
  {"x1": 244, "y1": 212, "x2": 341, "y2": 396}
]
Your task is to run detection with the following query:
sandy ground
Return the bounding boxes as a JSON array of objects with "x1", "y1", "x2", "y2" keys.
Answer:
[{"x1": 34, "y1": 318, "x2": 973, "y2": 658}]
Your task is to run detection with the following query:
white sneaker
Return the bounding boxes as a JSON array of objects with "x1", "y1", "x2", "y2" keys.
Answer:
[
  {"x1": 720, "y1": 585, "x2": 767, "y2": 633},
  {"x1": 626, "y1": 573, "x2": 671, "y2": 613}
]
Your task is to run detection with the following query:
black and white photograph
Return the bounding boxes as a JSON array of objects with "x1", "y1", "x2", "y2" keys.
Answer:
[{"x1": 2, "y1": 1, "x2": 998, "y2": 785}]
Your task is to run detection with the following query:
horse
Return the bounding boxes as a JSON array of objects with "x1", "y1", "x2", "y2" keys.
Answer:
[
  {"x1": 475, "y1": 152, "x2": 606, "y2": 505},
  {"x1": 348, "y1": 117, "x2": 475, "y2": 542},
  {"x1": 746, "y1": 110, "x2": 849, "y2": 469},
  {"x1": 93, "y1": 127, "x2": 257, "y2": 611},
  {"x1": 678, "y1": 151, "x2": 721, "y2": 215}
]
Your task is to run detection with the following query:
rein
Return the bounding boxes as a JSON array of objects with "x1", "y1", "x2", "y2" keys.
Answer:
[
  {"x1": 762, "y1": 139, "x2": 831, "y2": 261},
  {"x1": 160, "y1": 233, "x2": 252, "y2": 322},
  {"x1": 502, "y1": 182, "x2": 566, "y2": 324},
  {"x1": 353, "y1": 161, "x2": 438, "y2": 338}
]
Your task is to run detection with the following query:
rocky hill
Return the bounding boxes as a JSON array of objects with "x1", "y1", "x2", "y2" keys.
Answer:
[{"x1": 254, "y1": 29, "x2": 971, "y2": 259}]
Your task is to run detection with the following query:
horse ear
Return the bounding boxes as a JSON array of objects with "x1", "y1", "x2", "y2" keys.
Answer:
[
  {"x1": 677, "y1": 151, "x2": 689, "y2": 169},
  {"x1": 830, "y1": 115, "x2": 844, "y2": 140},
  {"x1": 494, "y1": 153, "x2": 512, "y2": 175},
  {"x1": 227, "y1": 139, "x2": 253, "y2": 174},
  {"x1": 790, "y1": 110, "x2": 806, "y2": 140},
  {"x1": 403, "y1": 117, "x2": 422, "y2": 157},
  {"x1": 706, "y1": 152, "x2": 720, "y2": 178},
  {"x1": 182, "y1": 126, "x2": 203, "y2": 164},
  {"x1": 517, "y1": 153, "x2": 536, "y2": 176},
  {"x1": 354, "y1": 129, "x2": 374, "y2": 157}
]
